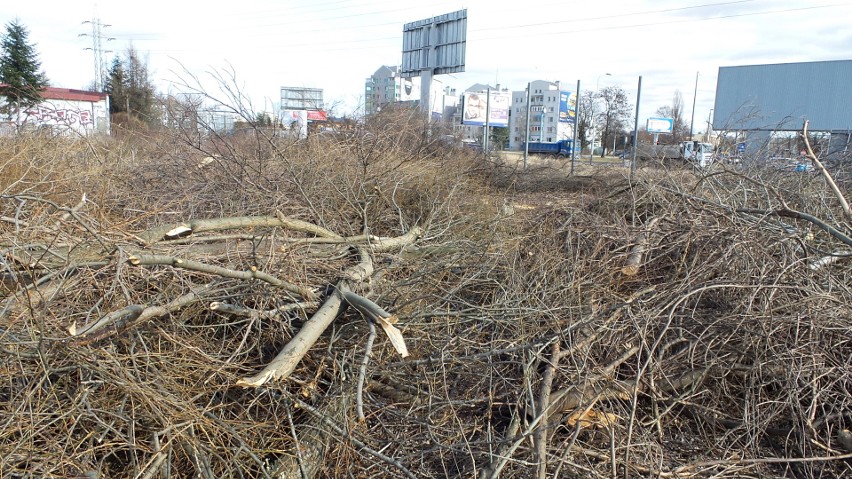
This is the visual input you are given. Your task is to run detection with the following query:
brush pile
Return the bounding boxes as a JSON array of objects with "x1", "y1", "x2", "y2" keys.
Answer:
[{"x1": 1, "y1": 118, "x2": 850, "y2": 478}]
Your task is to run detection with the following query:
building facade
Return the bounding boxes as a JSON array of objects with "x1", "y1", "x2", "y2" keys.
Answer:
[
  {"x1": 365, "y1": 66, "x2": 419, "y2": 116},
  {"x1": 508, "y1": 80, "x2": 576, "y2": 150},
  {"x1": 1, "y1": 87, "x2": 110, "y2": 136},
  {"x1": 364, "y1": 65, "x2": 459, "y2": 121}
]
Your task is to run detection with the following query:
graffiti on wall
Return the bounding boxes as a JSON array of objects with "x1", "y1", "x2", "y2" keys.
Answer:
[{"x1": 23, "y1": 105, "x2": 94, "y2": 128}]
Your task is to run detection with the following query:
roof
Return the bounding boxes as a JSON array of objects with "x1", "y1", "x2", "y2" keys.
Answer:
[
  {"x1": 41, "y1": 87, "x2": 107, "y2": 102},
  {"x1": 465, "y1": 83, "x2": 495, "y2": 93},
  {"x1": 0, "y1": 84, "x2": 107, "y2": 102}
]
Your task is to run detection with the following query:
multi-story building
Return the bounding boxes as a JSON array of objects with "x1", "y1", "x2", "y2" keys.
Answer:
[
  {"x1": 364, "y1": 66, "x2": 418, "y2": 116},
  {"x1": 508, "y1": 80, "x2": 576, "y2": 150},
  {"x1": 364, "y1": 65, "x2": 459, "y2": 122}
]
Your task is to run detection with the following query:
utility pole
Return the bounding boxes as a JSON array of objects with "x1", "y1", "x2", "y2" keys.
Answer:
[
  {"x1": 689, "y1": 71, "x2": 698, "y2": 140},
  {"x1": 80, "y1": 18, "x2": 114, "y2": 91}
]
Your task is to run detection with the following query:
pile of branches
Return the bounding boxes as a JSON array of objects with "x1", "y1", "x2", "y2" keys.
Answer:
[{"x1": 1, "y1": 117, "x2": 851, "y2": 478}]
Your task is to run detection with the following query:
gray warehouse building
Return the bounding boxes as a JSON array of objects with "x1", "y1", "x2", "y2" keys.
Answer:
[{"x1": 713, "y1": 59, "x2": 852, "y2": 157}]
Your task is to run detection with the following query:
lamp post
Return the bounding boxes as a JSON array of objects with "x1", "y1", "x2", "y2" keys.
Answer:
[{"x1": 540, "y1": 107, "x2": 546, "y2": 142}]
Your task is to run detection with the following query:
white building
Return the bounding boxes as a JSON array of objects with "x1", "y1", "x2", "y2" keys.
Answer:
[
  {"x1": 508, "y1": 80, "x2": 576, "y2": 150},
  {"x1": 364, "y1": 65, "x2": 458, "y2": 121},
  {"x1": 1, "y1": 87, "x2": 110, "y2": 136},
  {"x1": 365, "y1": 66, "x2": 418, "y2": 116}
]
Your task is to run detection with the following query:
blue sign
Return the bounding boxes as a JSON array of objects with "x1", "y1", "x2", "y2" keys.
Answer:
[
  {"x1": 737, "y1": 142, "x2": 746, "y2": 152},
  {"x1": 558, "y1": 91, "x2": 576, "y2": 123}
]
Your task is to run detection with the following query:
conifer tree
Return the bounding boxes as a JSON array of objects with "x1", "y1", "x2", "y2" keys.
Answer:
[{"x1": 0, "y1": 20, "x2": 49, "y2": 112}]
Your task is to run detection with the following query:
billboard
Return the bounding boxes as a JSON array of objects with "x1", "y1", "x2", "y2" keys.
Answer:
[
  {"x1": 558, "y1": 91, "x2": 577, "y2": 123},
  {"x1": 647, "y1": 117, "x2": 674, "y2": 134},
  {"x1": 280, "y1": 87, "x2": 324, "y2": 111},
  {"x1": 282, "y1": 110, "x2": 308, "y2": 139},
  {"x1": 401, "y1": 9, "x2": 467, "y2": 77},
  {"x1": 307, "y1": 110, "x2": 327, "y2": 121},
  {"x1": 462, "y1": 91, "x2": 509, "y2": 127},
  {"x1": 713, "y1": 60, "x2": 852, "y2": 131}
]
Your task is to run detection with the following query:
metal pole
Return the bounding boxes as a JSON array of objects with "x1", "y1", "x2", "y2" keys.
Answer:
[
  {"x1": 689, "y1": 71, "x2": 698, "y2": 140},
  {"x1": 630, "y1": 75, "x2": 642, "y2": 179},
  {"x1": 571, "y1": 80, "x2": 580, "y2": 175},
  {"x1": 484, "y1": 87, "x2": 491, "y2": 155},
  {"x1": 540, "y1": 107, "x2": 545, "y2": 142},
  {"x1": 523, "y1": 82, "x2": 531, "y2": 169},
  {"x1": 705, "y1": 108, "x2": 714, "y2": 143}
]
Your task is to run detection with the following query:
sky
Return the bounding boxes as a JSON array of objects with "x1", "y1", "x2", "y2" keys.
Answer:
[{"x1": 4, "y1": 0, "x2": 852, "y2": 132}]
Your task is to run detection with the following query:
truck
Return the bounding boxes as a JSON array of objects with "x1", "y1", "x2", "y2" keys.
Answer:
[
  {"x1": 523, "y1": 139, "x2": 575, "y2": 158},
  {"x1": 635, "y1": 141, "x2": 715, "y2": 167}
]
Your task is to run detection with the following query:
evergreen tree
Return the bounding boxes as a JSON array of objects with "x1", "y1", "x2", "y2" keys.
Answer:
[
  {"x1": 0, "y1": 20, "x2": 49, "y2": 111},
  {"x1": 104, "y1": 46, "x2": 157, "y2": 126},
  {"x1": 104, "y1": 56, "x2": 127, "y2": 114}
]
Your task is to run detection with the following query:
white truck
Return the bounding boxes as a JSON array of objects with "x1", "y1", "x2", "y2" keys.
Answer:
[{"x1": 635, "y1": 141, "x2": 715, "y2": 167}]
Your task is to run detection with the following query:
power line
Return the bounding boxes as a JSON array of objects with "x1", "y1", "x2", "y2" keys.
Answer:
[{"x1": 79, "y1": 18, "x2": 114, "y2": 91}]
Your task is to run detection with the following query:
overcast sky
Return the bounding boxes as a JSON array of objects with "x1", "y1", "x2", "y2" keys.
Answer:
[{"x1": 4, "y1": 0, "x2": 852, "y2": 131}]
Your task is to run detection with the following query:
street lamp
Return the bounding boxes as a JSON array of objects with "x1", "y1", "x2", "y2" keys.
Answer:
[{"x1": 596, "y1": 73, "x2": 612, "y2": 90}]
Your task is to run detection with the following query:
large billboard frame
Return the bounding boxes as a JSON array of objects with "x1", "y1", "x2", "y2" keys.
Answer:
[
  {"x1": 280, "y1": 87, "x2": 324, "y2": 111},
  {"x1": 401, "y1": 9, "x2": 467, "y2": 118},
  {"x1": 401, "y1": 9, "x2": 467, "y2": 78}
]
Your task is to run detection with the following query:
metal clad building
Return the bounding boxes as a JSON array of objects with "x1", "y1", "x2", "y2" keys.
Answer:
[{"x1": 713, "y1": 60, "x2": 852, "y2": 132}]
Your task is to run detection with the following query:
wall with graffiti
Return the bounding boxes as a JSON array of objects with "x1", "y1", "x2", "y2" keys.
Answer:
[
  {"x1": 1, "y1": 87, "x2": 110, "y2": 136},
  {"x1": 22, "y1": 98, "x2": 108, "y2": 135}
]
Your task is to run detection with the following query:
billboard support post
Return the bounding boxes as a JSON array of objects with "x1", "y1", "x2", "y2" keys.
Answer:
[{"x1": 419, "y1": 69, "x2": 432, "y2": 121}]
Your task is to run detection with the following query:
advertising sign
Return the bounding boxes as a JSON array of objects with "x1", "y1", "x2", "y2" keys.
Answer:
[
  {"x1": 462, "y1": 91, "x2": 509, "y2": 127},
  {"x1": 558, "y1": 91, "x2": 577, "y2": 123},
  {"x1": 282, "y1": 110, "x2": 308, "y2": 139},
  {"x1": 307, "y1": 110, "x2": 328, "y2": 121},
  {"x1": 647, "y1": 117, "x2": 674, "y2": 134}
]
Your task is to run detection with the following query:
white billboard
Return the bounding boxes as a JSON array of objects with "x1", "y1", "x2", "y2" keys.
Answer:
[
  {"x1": 647, "y1": 117, "x2": 674, "y2": 134},
  {"x1": 462, "y1": 91, "x2": 509, "y2": 127}
]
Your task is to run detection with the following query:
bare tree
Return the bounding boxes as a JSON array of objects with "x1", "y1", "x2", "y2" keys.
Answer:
[
  {"x1": 576, "y1": 90, "x2": 596, "y2": 151},
  {"x1": 597, "y1": 85, "x2": 632, "y2": 157},
  {"x1": 654, "y1": 90, "x2": 688, "y2": 142}
]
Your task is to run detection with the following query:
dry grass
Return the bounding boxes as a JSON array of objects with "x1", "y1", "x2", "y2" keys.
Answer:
[{"x1": 0, "y1": 118, "x2": 850, "y2": 478}]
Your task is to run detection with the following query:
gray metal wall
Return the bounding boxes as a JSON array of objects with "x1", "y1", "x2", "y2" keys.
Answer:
[{"x1": 713, "y1": 60, "x2": 852, "y2": 132}]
